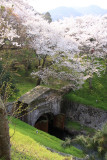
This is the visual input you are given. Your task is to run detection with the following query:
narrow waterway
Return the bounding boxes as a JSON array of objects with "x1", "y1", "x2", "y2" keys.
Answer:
[
  {"x1": 35, "y1": 113, "x2": 75, "y2": 140},
  {"x1": 48, "y1": 124, "x2": 74, "y2": 140}
]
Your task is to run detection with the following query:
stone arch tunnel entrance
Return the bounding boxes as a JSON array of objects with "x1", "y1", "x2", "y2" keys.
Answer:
[
  {"x1": 7, "y1": 86, "x2": 76, "y2": 140},
  {"x1": 34, "y1": 113, "x2": 54, "y2": 133},
  {"x1": 34, "y1": 113, "x2": 66, "y2": 139},
  {"x1": 16, "y1": 86, "x2": 69, "y2": 139}
]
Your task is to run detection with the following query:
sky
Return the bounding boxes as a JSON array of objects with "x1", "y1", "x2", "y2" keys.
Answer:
[{"x1": 27, "y1": 0, "x2": 107, "y2": 13}]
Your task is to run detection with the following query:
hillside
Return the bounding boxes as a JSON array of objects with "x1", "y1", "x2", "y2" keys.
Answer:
[
  {"x1": 64, "y1": 73, "x2": 107, "y2": 111},
  {"x1": 9, "y1": 117, "x2": 85, "y2": 159}
]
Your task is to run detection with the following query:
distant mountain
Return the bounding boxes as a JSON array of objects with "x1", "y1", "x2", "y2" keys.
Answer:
[
  {"x1": 48, "y1": 6, "x2": 82, "y2": 21},
  {"x1": 48, "y1": 5, "x2": 107, "y2": 21},
  {"x1": 76, "y1": 5, "x2": 107, "y2": 15}
]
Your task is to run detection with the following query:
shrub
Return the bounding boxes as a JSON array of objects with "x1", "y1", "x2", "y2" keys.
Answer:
[
  {"x1": 61, "y1": 137, "x2": 72, "y2": 148},
  {"x1": 0, "y1": 61, "x2": 19, "y2": 101},
  {"x1": 72, "y1": 123, "x2": 107, "y2": 158}
]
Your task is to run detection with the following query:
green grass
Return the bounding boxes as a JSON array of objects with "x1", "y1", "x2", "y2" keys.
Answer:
[
  {"x1": 64, "y1": 73, "x2": 107, "y2": 111},
  {"x1": 65, "y1": 119, "x2": 95, "y2": 134},
  {"x1": 9, "y1": 71, "x2": 36, "y2": 101},
  {"x1": 9, "y1": 71, "x2": 69, "y2": 101},
  {"x1": 9, "y1": 117, "x2": 85, "y2": 159}
]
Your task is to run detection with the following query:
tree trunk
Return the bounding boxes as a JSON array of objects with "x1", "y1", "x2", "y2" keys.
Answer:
[
  {"x1": 36, "y1": 55, "x2": 47, "y2": 85},
  {"x1": 89, "y1": 77, "x2": 93, "y2": 89},
  {"x1": 105, "y1": 64, "x2": 107, "y2": 74},
  {"x1": 36, "y1": 55, "x2": 41, "y2": 68},
  {"x1": 0, "y1": 98, "x2": 11, "y2": 160},
  {"x1": 38, "y1": 59, "x2": 41, "y2": 67},
  {"x1": 105, "y1": 57, "x2": 107, "y2": 74},
  {"x1": 36, "y1": 77, "x2": 41, "y2": 86},
  {"x1": 42, "y1": 55, "x2": 47, "y2": 68}
]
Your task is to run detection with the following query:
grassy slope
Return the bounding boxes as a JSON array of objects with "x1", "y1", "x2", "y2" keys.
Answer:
[
  {"x1": 9, "y1": 72, "x2": 36, "y2": 101},
  {"x1": 65, "y1": 119, "x2": 95, "y2": 134},
  {"x1": 9, "y1": 117, "x2": 85, "y2": 159},
  {"x1": 64, "y1": 74, "x2": 107, "y2": 111}
]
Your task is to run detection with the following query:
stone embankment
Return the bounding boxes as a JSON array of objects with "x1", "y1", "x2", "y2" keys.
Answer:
[{"x1": 62, "y1": 100, "x2": 107, "y2": 129}]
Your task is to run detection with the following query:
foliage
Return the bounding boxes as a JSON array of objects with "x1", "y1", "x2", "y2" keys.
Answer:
[
  {"x1": 43, "y1": 12, "x2": 52, "y2": 23},
  {"x1": 105, "y1": 153, "x2": 107, "y2": 160},
  {"x1": 0, "y1": 61, "x2": 18, "y2": 101},
  {"x1": 61, "y1": 137, "x2": 72, "y2": 149},
  {"x1": 72, "y1": 123, "x2": 107, "y2": 158}
]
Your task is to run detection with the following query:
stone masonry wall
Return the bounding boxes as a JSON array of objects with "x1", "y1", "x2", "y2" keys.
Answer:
[{"x1": 62, "y1": 100, "x2": 107, "y2": 129}]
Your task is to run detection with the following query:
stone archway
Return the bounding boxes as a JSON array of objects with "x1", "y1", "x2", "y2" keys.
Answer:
[
  {"x1": 34, "y1": 113, "x2": 54, "y2": 132},
  {"x1": 34, "y1": 113, "x2": 65, "y2": 133}
]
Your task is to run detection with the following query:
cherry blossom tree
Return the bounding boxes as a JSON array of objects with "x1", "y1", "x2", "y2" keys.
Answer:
[
  {"x1": 30, "y1": 15, "x2": 107, "y2": 88},
  {"x1": 0, "y1": 17, "x2": 20, "y2": 49},
  {"x1": 1, "y1": 0, "x2": 87, "y2": 89},
  {"x1": 52, "y1": 15, "x2": 107, "y2": 88},
  {"x1": 9, "y1": 1, "x2": 83, "y2": 87},
  {"x1": 2, "y1": 0, "x2": 107, "y2": 89},
  {"x1": 27, "y1": 19, "x2": 84, "y2": 88}
]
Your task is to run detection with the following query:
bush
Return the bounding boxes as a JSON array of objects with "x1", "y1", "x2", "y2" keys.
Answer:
[
  {"x1": 105, "y1": 152, "x2": 107, "y2": 160},
  {"x1": 72, "y1": 123, "x2": 107, "y2": 158},
  {"x1": 0, "y1": 61, "x2": 19, "y2": 101},
  {"x1": 61, "y1": 137, "x2": 72, "y2": 148}
]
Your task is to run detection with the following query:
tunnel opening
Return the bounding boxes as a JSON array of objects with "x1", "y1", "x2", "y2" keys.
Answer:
[{"x1": 34, "y1": 113, "x2": 74, "y2": 140}]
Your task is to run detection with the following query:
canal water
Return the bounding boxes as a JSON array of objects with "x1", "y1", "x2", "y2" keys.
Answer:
[{"x1": 48, "y1": 125, "x2": 74, "y2": 140}]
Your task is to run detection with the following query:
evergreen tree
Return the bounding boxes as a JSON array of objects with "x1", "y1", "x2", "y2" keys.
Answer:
[{"x1": 43, "y1": 12, "x2": 52, "y2": 23}]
